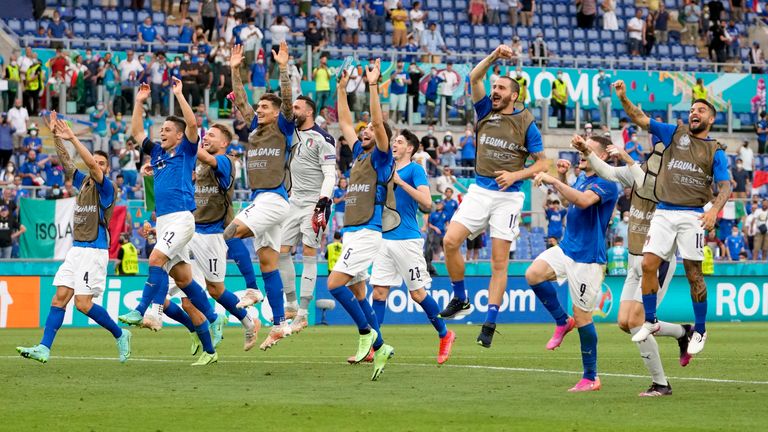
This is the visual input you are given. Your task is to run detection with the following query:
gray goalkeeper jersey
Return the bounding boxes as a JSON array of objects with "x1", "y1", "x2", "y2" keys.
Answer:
[{"x1": 287, "y1": 124, "x2": 337, "y2": 206}]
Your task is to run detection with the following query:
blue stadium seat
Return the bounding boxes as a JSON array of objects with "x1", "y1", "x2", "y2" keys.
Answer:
[
  {"x1": 278, "y1": 3, "x2": 291, "y2": 15},
  {"x1": 572, "y1": 28, "x2": 585, "y2": 40},
  {"x1": 599, "y1": 29, "x2": 612, "y2": 40},
  {"x1": 556, "y1": 15, "x2": 569, "y2": 28},
  {"x1": 156, "y1": 25, "x2": 166, "y2": 39},
  {"x1": 73, "y1": 21, "x2": 87, "y2": 36},
  {"x1": 475, "y1": 38, "x2": 488, "y2": 51},
  {"x1": 459, "y1": 36, "x2": 472, "y2": 50},
  {"x1": 22, "y1": 19, "x2": 36, "y2": 35},
  {"x1": 104, "y1": 23, "x2": 118, "y2": 37},
  {"x1": 560, "y1": 41, "x2": 573, "y2": 53},
  {"x1": 189, "y1": 0, "x2": 200, "y2": 13},
  {"x1": 90, "y1": 9, "x2": 104, "y2": 21},
  {"x1": 684, "y1": 45, "x2": 697, "y2": 57},
  {"x1": 294, "y1": 17, "x2": 307, "y2": 30},
  {"x1": 739, "y1": 112, "x2": 754, "y2": 126},
  {"x1": 573, "y1": 41, "x2": 586, "y2": 55},
  {"x1": 88, "y1": 22, "x2": 103, "y2": 38},
  {"x1": 152, "y1": 12, "x2": 165, "y2": 23},
  {"x1": 120, "y1": 22, "x2": 136, "y2": 37},
  {"x1": 443, "y1": 11, "x2": 456, "y2": 22},
  {"x1": 488, "y1": 37, "x2": 501, "y2": 48},
  {"x1": 443, "y1": 23, "x2": 456, "y2": 35},
  {"x1": 544, "y1": 28, "x2": 556, "y2": 40},
  {"x1": 517, "y1": 27, "x2": 529, "y2": 39},
  {"x1": 487, "y1": 25, "x2": 500, "y2": 37},
  {"x1": 671, "y1": 44, "x2": 683, "y2": 57},
  {"x1": 557, "y1": 28, "x2": 570, "y2": 40},
  {"x1": 137, "y1": 10, "x2": 150, "y2": 22},
  {"x1": 385, "y1": 21, "x2": 394, "y2": 33},
  {"x1": 474, "y1": 25, "x2": 487, "y2": 37},
  {"x1": 370, "y1": 34, "x2": 383, "y2": 45},
  {"x1": 459, "y1": 23, "x2": 472, "y2": 36},
  {"x1": 541, "y1": 14, "x2": 554, "y2": 27},
  {"x1": 121, "y1": 9, "x2": 136, "y2": 23},
  {"x1": 106, "y1": 9, "x2": 119, "y2": 22},
  {"x1": 8, "y1": 18, "x2": 22, "y2": 34},
  {"x1": 586, "y1": 29, "x2": 598, "y2": 40},
  {"x1": 501, "y1": 25, "x2": 514, "y2": 38},
  {"x1": 74, "y1": 8, "x2": 88, "y2": 20},
  {"x1": 588, "y1": 41, "x2": 602, "y2": 54},
  {"x1": 657, "y1": 44, "x2": 670, "y2": 56},
  {"x1": 541, "y1": 3, "x2": 554, "y2": 14}
]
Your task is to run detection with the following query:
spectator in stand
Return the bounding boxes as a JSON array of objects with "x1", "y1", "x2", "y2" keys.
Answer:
[
  {"x1": 551, "y1": 70, "x2": 567, "y2": 127},
  {"x1": 19, "y1": 150, "x2": 41, "y2": 187},
  {"x1": 420, "y1": 22, "x2": 448, "y2": 64},
  {"x1": 248, "y1": 50, "x2": 268, "y2": 105},
  {"x1": 178, "y1": 17, "x2": 196, "y2": 50},
  {"x1": 404, "y1": 33, "x2": 421, "y2": 61},
  {"x1": 317, "y1": 0, "x2": 340, "y2": 46},
  {"x1": 0, "y1": 205, "x2": 24, "y2": 258},
  {"x1": 731, "y1": 0, "x2": 745, "y2": 21},
  {"x1": 366, "y1": 0, "x2": 387, "y2": 34},
  {"x1": 757, "y1": 112, "x2": 768, "y2": 154},
  {"x1": 486, "y1": 0, "x2": 501, "y2": 23},
  {"x1": 199, "y1": 0, "x2": 222, "y2": 41},
  {"x1": 118, "y1": 50, "x2": 143, "y2": 114},
  {"x1": 7, "y1": 100, "x2": 27, "y2": 152},
  {"x1": 406, "y1": 62, "x2": 423, "y2": 117},
  {"x1": 519, "y1": 0, "x2": 535, "y2": 26},
  {"x1": 435, "y1": 165, "x2": 457, "y2": 195},
  {"x1": 653, "y1": 3, "x2": 668, "y2": 43},
  {"x1": 195, "y1": 51, "x2": 213, "y2": 103},
  {"x1": 179, "y1": 50, "x2": 200, "y2": 107},
  {"x1": 49, "y1": 49, "x2": 69, "y2": 82},
  {"x1": 725, "y1": 224, "x2": 746, "y2": 261},
  {"x1": 303, "y1": 20, "x2": 326, "y2": 71},
  {"x1": 5, "y1": 54, "x2": 20, "y2": 108},
  {"x1": 424, "y1": 67, "x2": 443, "y2": 124},
  {"x1": 705, "y1": 229, "x2": 726, "y2": 259},
  {"x1": 223, "y1": 9, "x2": 238, "y2": 43},
  {"x1": 740, "y1": 140, "x2": 754, "y2": 180},
  {"x1": 268, "y1": 16, "x2": 292, "y2": 77},
  {"x1": 297, "y1": 0, "x2": 312, "y2": 17},
  {"x1": 529, "y1": 32, "x2": 548, "y2": 66},
  {"x1": 745, "y1": 203, "x2": 758, "y2": 254},
  {"x1": 0, "y1": 116, "x2": 14, "y2": 168},
  {"x1": 613, "y1": 210, "x2": 629, "y2": 242},
  {"x1": 683, "y1": 0, "x2": 701, "y2": 46},
  {"x1": 342, "y1": 1, "x2": 363, "y2": 47},
  {"x1": 643, "y1": 13, "x2": 656, "y2": 56},
  {"x1": 217, "y1": 53, "x2": 234, "y2": 117},
  {"x1": 23, "y1": 58, "x2": 42, "y2": 116},
  {"x1": 458, "y1": 126, "x2": 475, "y2": 177},
  {"x1": 425, "y1": 200, "x2": 448, "y2": 272},
  {"x1": 47, "y1": 10, "x2": 71, "y2": 49},
  {"x1": 0, "y1": 187, "x2": 16, "y2": 213},
  {"x1": 725, "y1": 19, "x2": 741, "y2": 60},
  {"x1": 22, "y1": 124, "x2": 41, "y2": 153},
  {"x1": 412, "y1": 141, "x2": 433, "y2": 174},
  {"x1": 256, "y1": 0, "x2": 273, "y2": 29},
  {"x1": 616, "y1": 186, "x2": 632, "y2": 214},
  {"x1": 545, "y1": 198, "x2": 567, "y2": 240},
  {"x1": 388, "y1": 61, "x2": 409, "y2": 124},
  {"x1": 438, "y1": 62, "x2": 458, "y2": 111},
  {"x1": 576, "y1": 0, "x2": 597, "y2": 28},
  {"x1": 109, "y1": 113, "x2": 127, "y2": 152},
  {"x1": 602, "y1": 0, "x2": 618, "y2": 30},
  {"x1": 731, "y1": 158, "x2": 751, "y2": 199},
  {"x1": 753, "y1": 199, "x2": 768, "y2": 260},
  {"x1": 148, "y1": 54, "x2": 169, "y2": 116},
  {"x1": 443, "y1": 187, "x2": 459, "y2": 219},
  {"x1": 625, "y1": 132, "x2": 643, "y2": 162},
  {"x1": 627, "y1": 9, "x2": 645, "y2": 56},
  {"x1": 345, "y1": 65, "x2": 365, "y2": 114},
  {"x1": 332, "y1": 177, "x2": 347, "y2": 232},
  {"x1": 313, "y1": 55, "x2": 332, "y2": 112},
  {"x1": 469, "y1": 0, "x2": 487, "y2": 25},
  {"x1": 439, "y1": 133, "x2": 457, "y2": 168},
  {"x1": 33, "y1": 26, "x2": 48, "y2": 48},
  {"x1": 709, "y1": 19, "x2": 728, "y2": 64},
  {"x1": 606, "y1": 236, "x2": 628, "y2": 275},
  {"x1": 391, "y1": 2, "x2": 409, "y2": 47},
  {"x1": 138, "y1": 17, "x2": 164, "y2": 52},
  {"x1": 89, "y1": 102, "x2": 109, "y2": 153},
  {"x1": 240, "y1": 17, "x2": 263, "y2": 70},
  {"x1": 597, "y1": 69, "x2": 612, "y2": 127},
  {"x1": 509, "y1": 36, "x2": 525, "y2": 65},
  {"x1": 354, "y1": 111, "x2": 370, "y2": 133},
  {"x1": 41, "y1": 155, "x2": 64, "y2": 189},
  {"x1": 410, "y1": 1, "x2": 427, "y2": 41}
]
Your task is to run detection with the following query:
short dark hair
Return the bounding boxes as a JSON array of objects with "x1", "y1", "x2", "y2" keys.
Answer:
[
  {"x1": 259, "y1": 93, "x2": 282, "y2": 109},
  {"x1": 296, "y1": 95, "x2": 317, "y2": 117},
  {"x1": 210, "y1": 123, "x2": 233, "y2": 143},
  {"x1": 400, "y1": 129, "x2": 420, "y2": 154},
  {"x1": 614, "y1": 236, "x2": 624, "y2": 243},
  {"x1": 692, "y1": 98, "x2": 717, "y2": 116},
  {"x1": 116, "y1": 174, "x2": 124, "y2": 179},
  {"x1": 497, "y1": 76, "x2": 520, "y2": 94},
  {"x1": 590, "y1": 135, "x2": 612, "y2": 151},
  {"x1": 333, "y1": 231, "x2": 342, "y2": 240},
  {"x1": 93, "y1": 150, "x2": 110, "y2": 165},
  {"x1": 165, "y1": 115, "x2": 186, "y2": 133}
]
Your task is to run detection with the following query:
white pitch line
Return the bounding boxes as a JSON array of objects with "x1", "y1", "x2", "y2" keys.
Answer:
[{"x1": 3, "y1": 355, "x2": 767, "y2": 386}]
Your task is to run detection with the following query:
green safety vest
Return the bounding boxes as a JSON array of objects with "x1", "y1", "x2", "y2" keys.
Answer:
[
  {"x1": 692, "y1": 85, "x2": 707, "y2": 101},
  {"x1": 702, "y1": 245, "x2": 714, "y2": 275},
  {"x1": 327, "y1": 241, "x2": 342, "y2": 271},
  {"x1": 6, "y1": 65, "x2": 19, "y2": 90},
  {"x1": 119, "y1": 242, "x2": 139, "y2": 275},
  {"x1": 25, "y1": 64, "x2": 41, "y2": 91}
]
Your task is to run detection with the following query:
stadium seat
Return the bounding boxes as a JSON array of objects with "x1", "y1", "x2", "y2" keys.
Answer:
[
  {"x1": 443, "y1": 11, "x2": 456, "y2": 22},
  {"x1": 556, "y1": 15, "x2": 569, "y2": 28},
  {"x1": 586, "y1": 29, "x2": 599, "y2": 40},
  {"x1": 73, "y1": 21, "x2": 87, "y2": 37},
  {"x1": 657, "y1": 44, "x2": 670, "y2": 56},
  {"x1": 90, "y1": 9, "x2": 104, "y2": 22},
  {"x1": 152, "y1": 12, "x2": 165, "y2": 24},
  {"x1": 541, "y1": 15, "x2": 554, "y2": 28},
  {"x1": 488, "y1": 37, "x2": 501, "y2": 48},
  {"x1": 459, "y1": 36, "x2": 472, "y2": 50},
  {"x1": 21, "y1": 19, "x2": 36, "y2": 35},
  {"x1": 294, "y1": 17, "x2": 307, "y2": 31},
  {"x1": 475, "y1": 38, "x2": 488, "y2": 51},
  {"x1": 573, "y1": 41, "x2": 586, "y2": 55},
  {"x1": 474, "y1": 26, "x2": 487, "y2": 37},
  {"x1": 560, "y1": 41, "x2": 573, "y2": 53},
  {"x1": 370, "y1": 34, "x2": 383, "y2": 45},
  {"x1": 74, "y1": 8, "x2": 88, "y2": 20},
  {"x1": 120, "y1": 23, "x2": 136, "y2": 37},
  {"x1": 572, "y1": 28, "x2": 585, "y2": 40},
  {"x1": 501, "y1": 25, "x2": 514, "y2": 38},
  {"x1": 103, "y1": 23, "x2": 118, "y2": 37},
  {"x1": 544, "y1": 28, "x2": 556, "y2": 40},
  {"x1": 541, "y1": 4, "x2": 554, "y2": 14},
  {"x1": 8, "y1": 18, "x2": 22, "y2": 33},
  {"x1": 121, "y1": 10, "x2": 136, "y2": 23},
  {"x1": 443, "y1": 23, "x2": 456, "y2": 36},
  {"x1": 88, "y1": 22, "x2": 103, "y2": 38},
  {"x1": 459, "y1": 23, "x2": 472, "y2": 36},
  {"x1": 557, "y1": 28, "x2": 570, "y2": 40},
  {"x1": 106, "y1": 9, "x2": 119, "y2": 22},
  {"x1": 516, "y1": 27, "x2": 529, "y2": 39},
  {"x1": 487, "y1": 25, "x2": 500, "y2": 37},
  {"x1": 278, "y1": 3, "x2": 292, "y2": 15},
  {"x1": 137, "y1": 10, "x2": 150, "y2": 23},
  {"x1": 588, "y1": 41, "x2": 602, "y2": 55}
]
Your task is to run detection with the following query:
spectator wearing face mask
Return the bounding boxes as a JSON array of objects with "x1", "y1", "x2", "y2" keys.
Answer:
[
  {"x1": 624, "y1": 132, "x2": 643, "y2": 162},
  {"x1": 731, "y1": 158, "x2": 750, "y2": 199},
  {"x1": 0, "y1": 205, "x2": 25, "y2": 258},
  {"x1": 550, "y1": 70, "x2": 567, "y2": 127},
  {"x1": 22, "y1": 124, "x2": 41, "y2": 153},
  {"x1": 438, "y1": 133, "x2": 457, "y2": 168},
  {"x1": 118, "y1": 50, "x2": 143, "y2": 113},
  {"x1": 89, "y1": 102, "x2": 110, "y2": 153},
  {"x1": 249, "y1": 50, "x2": 267, "y2": 105},
  {"x1": 458, "y1": 127, "x2": 475, "y2": 177},
  {"x1": 179, "y1": 49, "x2": 201, "y2": 106},
  {"x1": 424, "y1": 67, "x2": 443, "y2": 125}
]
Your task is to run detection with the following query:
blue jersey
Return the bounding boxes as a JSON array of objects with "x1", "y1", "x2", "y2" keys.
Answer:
[
  {"x1": 179, "y1": 25, "x2": 194, "y2": 44},
  {"x1": 429, "y1": 210, "x2": 448, "y2": 234},
  {"x1": 44, "y1": 162, "x2": 64, "y2": 187},
  {"x1": 725, "y1": 234, "x2": 745, "y2": 261},
  {"x1": 23, "y1": 137, "x2": 42, "y2": 152},
  {"x1": 343, "y1": 140, "x2": 394, "y2": 234},
  {"x1": 226, "y1": 142, "x2": 244, "y2": 155},
  {"x1": 49, "y1": 21, "x2": 68, "y2": 38},
  {"x1": 559, "y1": 174, "x2": 618, "y2": 264},
  {"x1": 333, "y1": 187, "x2": 347, "y2": 212},
  {"x1": 389, "y1": 72, "x2": 408, "y2": 95},
  {"x1": 196, "y1": 155, "x2": 233, "y2": 234},
  {"x1": 142, "y1": 135, "x2": 198, "y2": 217},
  {"x1": 250, "y1": 63, "x2": 266, "y2": 87},
  {"x1": 649, "y1": 119, "x2": 730, "y2": 212},
  {"x1": 72, "y1": 170, "x2": 115, "y2": 250},
  {"x1": 545, "y1": 208, "x2": 567, "y2": 239},
  {"x1": 249, "y1": 113, "x2": 295, "y2": 201},
  {"x1": 139, "y1": 24, "x2": 157, "y2": 42},
  {"x1": 474, "y1": 96, "x2": 543, "y2": 193},
  {"x1": 443, "y1": 198, "x2": 458, "y2": 220},
  {"x1": 384, "y1": 162, "x2": 429, "y2": 241},
  {"x1": 757, "y1": 119, "x2": 768, "y2": 143}
]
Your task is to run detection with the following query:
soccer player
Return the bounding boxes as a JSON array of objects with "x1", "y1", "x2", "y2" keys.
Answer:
[
  {"x1": 226, "y1": 42, "x2": 295, "y2": 350},
  {"x1": 573, "y1": 138, "x2": 693, "y2": 397},
  {"x1": 118, "y1": 79, "x2": 224, "y2": 366},
  {"x1": 616, "y1": 80, "x2": 732, "y2": 354},
  {"x1": 277, "y1": 95, "x2": 337, "y2": 333},
  {"x1": 369, "y1": 128, "x2": 456, "y2": 365},
  {"x1": 439, "y1": 45, "x2": 548, "y2": 349},
  {"x1": 17, "y1": 112, "x2": 131, "y2": 364},
  {"x1": 331, "y1": 59, "x2": 395, "y2": 381},
  {"x1": 525, "y1": 135, "x2": 618, "y2": 392}
]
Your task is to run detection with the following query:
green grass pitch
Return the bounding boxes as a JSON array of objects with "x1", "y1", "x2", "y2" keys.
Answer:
[{"x1": 1, "y1": 323, "x2": 767, "y2": 431}]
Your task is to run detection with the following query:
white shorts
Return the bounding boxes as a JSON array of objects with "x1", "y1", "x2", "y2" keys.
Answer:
[
  {"x1": 188, "y1": 232, "x2": 227, "y2": 283},
  {"x1": 168, "y1": 261, "x2": 207, "y2": 299},
  {"x1": 451, "y1": 184, "x2": 524, "y2": 242},
  {"x1": 235, "y1": 192, "x2": 290, "y2": 253},
  {"x1": 620, "y1": 254, "x2": 677, "y2": 304},
  {"x1": 53, "y1": 246, "x2": 109, "y2": 298},
  {"x1": 155, "y1": 211, "x2": 195, "y2": 272},
  {"x1": 369, "y1": 238, "x2": 432, "y2": 291},
  {"x1": 281, "y1": 200, "x2": 323, "y2": 249},
  {"x1": 537, "y1": 245, "x2": 605, "y2": 312},
  {"x1": 643, "y1": 209, "x2": 703, "y2": 261},
  {"x1": 332, "y1": 228, "x2": 383, "y2": 283},
  {"x1": 390, "y1": 92, "x2": 407, "y2": 112}
]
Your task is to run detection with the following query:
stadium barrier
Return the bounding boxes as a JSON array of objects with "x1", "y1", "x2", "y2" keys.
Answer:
[{"x1": 1, "y1": 262, "x2": 766, "y2": 329}]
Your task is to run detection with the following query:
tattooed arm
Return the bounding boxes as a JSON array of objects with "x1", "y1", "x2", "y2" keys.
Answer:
[
  {"x1": 273, "y1": 41, "x2": 293, "y2": 121},
  {"x1": 229, "y1": 44, "x2": 255, "y2": 125},
  {"x1": 614, "y1": 79, "x2": 650, "y2": 130},
  {"x1": 700, "y1": 180, "x2": 732, "y2": 231},
  {"x1": 43, "y1": 112, "x2": 76, "y2": 179}
]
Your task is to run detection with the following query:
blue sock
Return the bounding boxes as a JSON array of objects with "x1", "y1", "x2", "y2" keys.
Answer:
[
  {"x1": 486, "y1": 304, "x2": 500, "y2": 324},
  {"x1": 163, "y1": 301, "x2": 195, "y2": 332},
  {"x1": 372, "y1": 299, "x2": 387, "y2": 325},
  {"x1": 40, "y1": 306, "x2": 65, "y2": 349},
  {"x1": 137, "y1": 266, "x2": 168, "y2": 314},
  {"x1": 418, "y1": 295, "x2": 447, "y2": 338},
  {"x1": 263, "y1": 269, "x2": 284, "y2": 325},
  {"x1": 452, "y1": 280, "x2": 467, "y2": 302},
  {"x1": 329, "y1": 286, "x2": 370, "y2": 333},
  {"x1": 692, "y1": 301, "x2": 707, "y2": 334},
  {"x1": 358, "y1": 299, "x2": 384, "y2": 350},
  {"x1": 180, "y1": 280, "x2": 218, "y2": 323},
  {"x1": 578, "y1": 323, "x2": 598, "y2": 381},
  {"x1": 530, "y1": 281, "x2": 568, "y2": 326},
  {"x1": 217, "y1": 289, "x2": 247, "y2": 321},
  {"x1": 85, "y1": 304, "x2": 123, "y2": 339},
  {"x1": 195, "y1": 321, "x2": 215, "y2": 354},
  {"x1": 642, "y1": 293, "x2": 658, "y2": 323},
  {"x1": 226, "y1": 238, "x2": 258, "y2": 288}
]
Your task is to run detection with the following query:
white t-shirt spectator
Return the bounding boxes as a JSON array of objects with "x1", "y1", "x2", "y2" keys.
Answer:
[
  {"x1": 346, "y1": 69, "x2": 365, "y2": 93},
  {"x1": 18, "y1": 55, "x2": 34, "y2": 74},
  {"x1": 412, "y1": 149, "x2": 431, "y2": 172},
  {"x1": 342, "y1": 7, "x2": 362, "y2": 30},
  {"x1": 435, "y1": 174, "x2": 456, "y2": 194},
  {"x1": 740, "y1": 145, "x2": 755, "y2": 172},
  {"x1": 240, "y1": 25, "x2": 264, "y2": 51},
  {"x1": 7, "y1": 106, "x2": 29, "y2": 134},
  {"x1": 438, "y1": 70, "x2": 458, "y2": 96},
  {"x1": 628, "y1": 17, "x2": 644, "y2": 40},
  {"x1": 149, "y1": 62, "x2": 167, "y2": 85},
  {"x1": 119, "y1": 148, "x2": 140, "y2": 172},
  {"x1": 269, "y1": 24, "x2": 290, "y2": 44},
  {"x1": 410, "y1": 9, "x2": 425, "y2": 32},
  {"x1": 118, "y1": 58, "x2": 144, "y2": 82},
  {"x1": 319, "y1": 5, "x2": 339, "y2": 29}
]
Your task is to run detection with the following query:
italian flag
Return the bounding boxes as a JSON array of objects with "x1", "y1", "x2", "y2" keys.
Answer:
[{"x1": 19, "y1": 197, "x2": 75, "y2": 259}]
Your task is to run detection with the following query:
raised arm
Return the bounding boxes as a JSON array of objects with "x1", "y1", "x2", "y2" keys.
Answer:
[
  {"x1": 43, "y1": 111, "x2": 76, "y2": 179},
  {"x1": 54, "y1": 119, "x2": 104, "y2": 184},
  {"x1": 366, "y1": 59, "x2": 389, "y2": 153},
  {"x1": 614, "y1": 79, "x2": 650, "y2": 130},
  {"x1": 170, "y1": 76, "x2": 198, "y2": 143},
  {"x1": 131, "y1": 83, "x2": 151, "y2": 143},
  {"x1": 469, "y1": 45, "x2": 514, "y2": 103},
  {"x1": 534, "y1": 171, "x2": 600, "y2": 210},
  {"x1": 273, "y1": 41, "x2": 293, "y2": 120},
  {"x1": 393, "y1": 171, "x2": 432, "y2": 210},
  {"x1": 572, "y1": 134, "x2": 637, "y2": 187},
  {"x1": 229, "y1": 44, "x2": 255, "y2": 124},
  {"x1": 336, "y1": 69, "x2": 359, "y2": 145}
]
